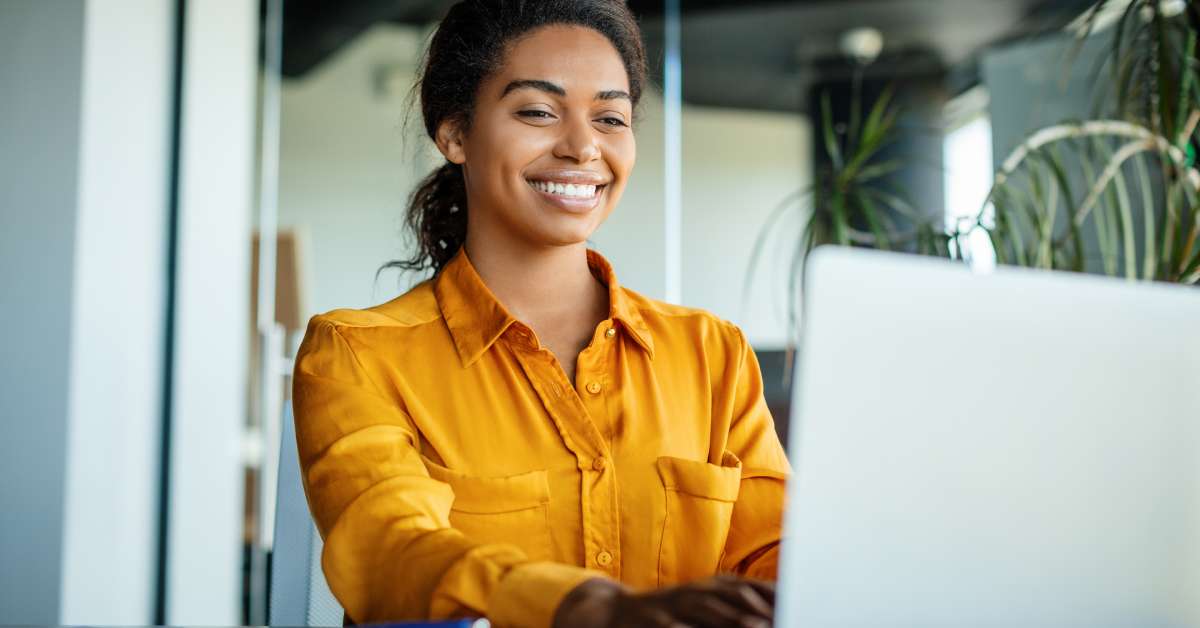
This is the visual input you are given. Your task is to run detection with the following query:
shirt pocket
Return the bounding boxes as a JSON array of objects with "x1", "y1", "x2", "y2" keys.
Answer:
[
  {"x1": 421, "y1": 456, "x2": 554, "y2": 562},
  {"x1": 655, "y1": 451, "x2": 743, "y2": 585}
]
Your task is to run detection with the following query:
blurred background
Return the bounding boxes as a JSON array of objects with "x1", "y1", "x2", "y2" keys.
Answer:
[{"x1": 3, "y1": 0, "x2": 1195, "y2": 625}]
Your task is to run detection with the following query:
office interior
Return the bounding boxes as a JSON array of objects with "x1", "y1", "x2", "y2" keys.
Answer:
[{"x1": 2, "y1": 0, "x2": 1195, "y2": 625}]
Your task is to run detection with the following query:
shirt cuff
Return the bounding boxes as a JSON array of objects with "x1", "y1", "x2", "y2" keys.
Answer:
[{"x1": 487, "y1": 561, "x2": 609, "y2": 628}]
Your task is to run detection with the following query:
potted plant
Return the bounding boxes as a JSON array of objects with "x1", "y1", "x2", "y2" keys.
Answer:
[
  {"x1": 750, "y1": 0, "x2": 1200, "y2": 352},
  {"x1": 968, "y1": 0, "x2": 1200, "y2": 282}
]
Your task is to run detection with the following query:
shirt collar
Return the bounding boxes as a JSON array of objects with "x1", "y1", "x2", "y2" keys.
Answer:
[{"x1": 434, "y1": 247, "x2": 654, "y2": 367}]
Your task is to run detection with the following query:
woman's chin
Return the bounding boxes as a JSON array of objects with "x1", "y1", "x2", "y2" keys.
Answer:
[
  {"x1": 526, "y1": 210, "x2": 603, "y2": 245},
  {"x1": 543, "y1": 230, "x2": 598, "y2": 247},
  {"x1": 530, "y1": 224, "x2": 600, "y2": 248}
]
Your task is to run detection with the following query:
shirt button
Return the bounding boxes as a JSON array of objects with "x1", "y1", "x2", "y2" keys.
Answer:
[
  {"x1": 586, "y1": 381, "x2": 602, "y2": 394},
  {"x1": 592, "y1": 457, "x2": 607, "y2": 471},
  {"x1": 596, "y1": 550, "x2": 613, "y2": 566},
  {"x1": 604, "y1": 328, "x2": 616, "y2": 339}
]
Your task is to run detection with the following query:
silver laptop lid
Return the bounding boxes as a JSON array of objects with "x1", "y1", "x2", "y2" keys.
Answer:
[{"x1": 777, "y1": 247, "x2": 1200, "y2": 628}]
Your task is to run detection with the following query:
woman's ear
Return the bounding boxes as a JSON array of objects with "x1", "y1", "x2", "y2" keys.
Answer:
[{"x1": 435, "y1": 117, "x2": 467, "y2": 165}]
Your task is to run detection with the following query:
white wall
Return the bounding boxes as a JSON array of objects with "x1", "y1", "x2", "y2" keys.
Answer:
[
  {"x1": 166, "y1": 0, "x2": 258, "y2": 624},
  {"x1": 2, "y1": 1, "x2": 260, "y2": 623},
  {"x1": 60, "y1": 0, "x2": 173, "y2": 623},
  {"x1": 0, "y1": 2, "x2": 85, "y2": 621},
  {"x1": 278, "y1": 24, "x2": 434, "y2": 316},
  {"x1": 280, "y1": 24, "x2": 810, "y2": 347},
  {"x1": 680, "y1": 106, "x2": 811, "y2": 348}
]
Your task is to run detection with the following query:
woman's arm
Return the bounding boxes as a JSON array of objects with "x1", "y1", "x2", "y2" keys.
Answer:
[
  {"x1": 292, "y1": 316, "x2": 603, "y2": 627},
  {"x1": 716, "y1": 325, "x2": 792, "y2": 579}
]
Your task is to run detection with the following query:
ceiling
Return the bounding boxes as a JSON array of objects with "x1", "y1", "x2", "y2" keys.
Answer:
[{"x1": 277, "y1": 0, "x2": 1094, "y2": 112}]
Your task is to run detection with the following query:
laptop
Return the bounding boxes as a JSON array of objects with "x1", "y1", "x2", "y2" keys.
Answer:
[{"x1": 776, "y1": 247, "x2": 1200, "y2": 628}]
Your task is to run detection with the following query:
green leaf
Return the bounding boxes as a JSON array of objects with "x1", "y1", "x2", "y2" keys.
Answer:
[
  {"x1": 1176, "y1": 181, "x2": 1200, "y2": 276},
  {"x1": 1132, "y1": 154, "x2": 1158, "y2": 280},
  {"x1": 1180, "y1": 250, "x2": 1200, "y2": 283},
  {"x1": 847, "y1": 70, "x2": 864, "y2": 152},
  {"x1": 1004, "y1": 168, "x2": 1044, "y2": 266},
  {"x1": 1109, "y1": 0, "x2": 1143, "y2": 118},
  {"x1": 987, "y1": 222, "x2": 1008, "y2": 265},
  {"x1": 861, "y1": 84, "x2": 896, "y2": 148},
  {"x1": 860, "y1": 187, "x2": 920, "y2": 221},
  {"x1": 993, "y1": 197, "x2": 1016, "y2": 264},
  {"x1": 1159, "y1": 153, "x2": 1180, "y2": 273},
  {"x1": 1174, "y1": 29, "x2": 1197, "y2": 145},
  {"x1": 1080, "y1": 139, "x2": 1117, "y2": 275},
  {"x1": 854, "y1": 159, "x2": 903, "y2": 183},
  {"x1": 855, "y1": 191, "x2": 892, "y2": 251},
  {"x1": 1043, "y1": 144, "x2": 1085, "y2": 270},
  {"x1": 829, "y1": 191, "x2": 850, "y2": 246},
  {"x1": 1008, "y1": 200, "x2": 1030, "y2": 267},
  {"x1": 820, "y1": 91, "x2": 843, "y2": 171},
  {"x1": 1102, "y1": 180, "x2": 1124, "y2": 276},
  {"x1": 845, "y1": 106, "x2": 900, "y2": 177},
  {"x1": 1111, "y1": 160, "x2": 1137, "y2": 279},
  {"x1": 1152, "y1": 4, "x2": 1177, "y2": 137},
  {"x1": 1025, "y1": 157, "x2": 1054, "y2": 268}
]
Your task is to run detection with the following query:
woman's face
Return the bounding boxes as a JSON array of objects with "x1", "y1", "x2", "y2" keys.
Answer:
[{"x1": 438, "y1": 24, "x2": 636, "y2": 249}]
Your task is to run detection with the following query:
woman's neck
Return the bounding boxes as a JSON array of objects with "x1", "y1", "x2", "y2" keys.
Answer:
[{"x1": 462, "y1": 236, "x2": 608, "y2": 327}]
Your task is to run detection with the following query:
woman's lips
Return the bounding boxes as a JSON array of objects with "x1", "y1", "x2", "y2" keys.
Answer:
[{"x1": 526, "y1": 179, "x2": 607, "y2": 213}]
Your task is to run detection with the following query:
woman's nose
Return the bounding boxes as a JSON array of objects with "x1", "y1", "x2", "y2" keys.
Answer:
[{"x1": 553, "y1": 117, "x2": 600, "y2": 163}]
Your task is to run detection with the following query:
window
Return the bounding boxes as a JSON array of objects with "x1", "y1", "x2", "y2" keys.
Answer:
[{"x1": 943, "y1": 94, "x2": 997, "y2": 272}]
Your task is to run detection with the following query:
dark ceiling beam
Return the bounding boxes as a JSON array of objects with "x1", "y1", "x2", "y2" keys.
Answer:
[
  {"x1": 628, "y1": 0, "x2": 872, "y2": 16},
  {"x1": 278, "y1": 0, "x2": 448, "y2": 77},
  {"x1": 276, "y1": 0, "x2": 1101, "y2": 116}
]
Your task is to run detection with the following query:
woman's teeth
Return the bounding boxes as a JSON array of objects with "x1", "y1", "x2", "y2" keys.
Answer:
[{"x1": 529, "y1": 180, "x2": 599, "y2": 198}]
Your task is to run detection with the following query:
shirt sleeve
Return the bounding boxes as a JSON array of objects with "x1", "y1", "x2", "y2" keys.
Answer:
[
  {"x1": 291, "y1": 316, "x2": 604, "y2": 627},
  {"x1": 717, "y1": 324, "x2": 792, "y2": 580}
]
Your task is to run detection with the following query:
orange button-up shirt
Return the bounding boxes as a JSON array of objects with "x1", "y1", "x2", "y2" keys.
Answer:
[{"x1": 292, "y1": 247, "x2": 791, "y2": 627}]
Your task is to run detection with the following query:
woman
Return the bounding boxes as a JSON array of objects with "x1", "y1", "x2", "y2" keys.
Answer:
[{"x1": 291, "y1": 1, "x2": 791, "y2": 626}]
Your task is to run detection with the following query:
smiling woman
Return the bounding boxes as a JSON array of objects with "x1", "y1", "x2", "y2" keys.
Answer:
[
  {"x1": 290, "y1": 2, "x2": 790, "y2": 628},
  {"x1": 382, "y1": 2, "x2": 645, "y2": 276},
  {"x1": 442, "y1": 24, "x2": 636, "y2": 261}
]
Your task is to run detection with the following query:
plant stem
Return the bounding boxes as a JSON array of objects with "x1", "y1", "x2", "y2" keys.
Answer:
[
  {"x1": 1073, "y1": 135, "x2": 1199, "y2": 226},
  {"x1": 995, "y1": 119, "x2": 1200, "y2": 188}
]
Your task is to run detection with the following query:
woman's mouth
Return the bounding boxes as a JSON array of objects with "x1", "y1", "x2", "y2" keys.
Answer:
[{"x1": 526, "y1": 179, "x2": 608, "y2": 213}]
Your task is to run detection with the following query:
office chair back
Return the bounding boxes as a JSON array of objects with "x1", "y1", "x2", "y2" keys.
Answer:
[{"x1": 271, "y1": 402, "x2": 344, "y2": 626}]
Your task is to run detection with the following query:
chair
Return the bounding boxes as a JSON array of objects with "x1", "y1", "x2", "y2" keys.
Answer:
[{"x1": 271, "y1": 402, "x2": 344, "y2": 626}]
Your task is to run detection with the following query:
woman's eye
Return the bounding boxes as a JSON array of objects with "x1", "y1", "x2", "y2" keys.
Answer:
[
  {"x1": 598, "y1": 117, "x2": 628, "y2": 128},
  {"x1": 517, "y1": 110, "x2": 554, "y2": 120}
]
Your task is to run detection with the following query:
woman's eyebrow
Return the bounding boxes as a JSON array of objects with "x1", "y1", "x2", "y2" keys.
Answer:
[
  {"x1": 501, "y1": 79, "x2": 630, "y2": 102},
  {"x1": 502, "y1": 79, "x2": 564, "y2": 98},
  {"x1": 595, "y1": 89, "x2": 631, "y2": 102}
]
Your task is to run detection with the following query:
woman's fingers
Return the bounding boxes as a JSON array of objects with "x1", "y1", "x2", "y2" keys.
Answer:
[
  {"x1": 704, "y1": 577, "x2": 773, "y2": 619},
  {"x1": 610, "y1": 577, "x2": 775, "y2": 628},
  {"x1": 639, "y1": 604, "x2": 690, "y2": 628},
  {"x1": 618, "y1": 591, "x2": 692, "y2": 628},
  {"x1": 675, "y1": 593, "x2": 770, "y2": 628},
  {"x1": 736, "y1": 577, "x2": 776, "y2": 608}
]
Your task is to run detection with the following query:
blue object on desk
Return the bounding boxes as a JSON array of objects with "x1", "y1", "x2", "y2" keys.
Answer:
[{"x1": 369, "y1": 620, "x2": 489, "y2": 628}]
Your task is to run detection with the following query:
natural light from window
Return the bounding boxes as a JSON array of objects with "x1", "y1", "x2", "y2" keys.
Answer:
[{"x1": 943, "y1": 114, "x2": 997, "y2": 272}]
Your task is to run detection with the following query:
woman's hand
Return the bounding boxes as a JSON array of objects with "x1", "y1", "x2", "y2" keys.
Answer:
[{"x1": 552, "y1": 575, "x2": 775, "y2": 628}]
